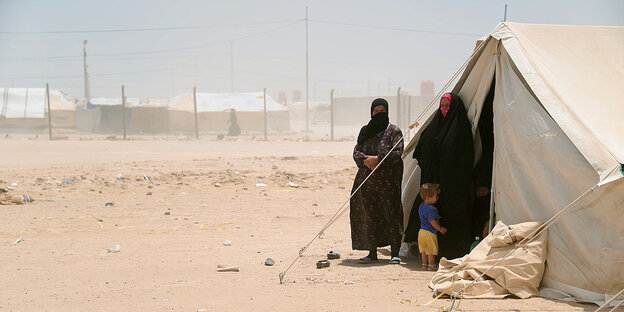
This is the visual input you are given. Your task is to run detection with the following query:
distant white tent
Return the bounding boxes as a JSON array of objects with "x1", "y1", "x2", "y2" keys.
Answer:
[
  {"x1": 76, "y1": 97, "x2": 139, "y2": 133},
  {"x1": 76, "y1": 97, "x2": 169, "y2": 134},
  {"x1": 0, "y1": 88, "x2": 76, "y2": 129},
  {"x1": 402, "y1": 22, "x2": 623, "y2": 305},
  {"x1": 168, "y1": 92, "x2": 290, "y2": 132}
]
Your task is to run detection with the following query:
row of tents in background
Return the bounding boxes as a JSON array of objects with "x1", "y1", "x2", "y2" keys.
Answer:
[
  {"x1": 0, "y1": 87, "x2": 435, "y2": 135},
  {"x1": 0, "y1": 89, "x2": 290, "y2": 134}
]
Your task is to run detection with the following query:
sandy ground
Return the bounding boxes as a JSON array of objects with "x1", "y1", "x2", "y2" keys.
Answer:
[{"x1": 0, "y1": 139, "x2": 610, "y2": 311}]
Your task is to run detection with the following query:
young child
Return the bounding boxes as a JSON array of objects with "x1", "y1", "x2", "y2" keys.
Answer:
[{"x1": 418, "y1": 183, "x2": 447, "y2": 271}]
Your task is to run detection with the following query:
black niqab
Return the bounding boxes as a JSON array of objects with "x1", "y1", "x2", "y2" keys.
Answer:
[
  {"x1": 357, "y1": 98, "x2": 389, "y2": 144},
  {"x1": 404, "y1": 92, "x2": 474, "y2": 259}
]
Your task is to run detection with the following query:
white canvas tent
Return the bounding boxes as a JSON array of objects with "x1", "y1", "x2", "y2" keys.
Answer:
[
  {"x1": 76, "y1": 97, "x2": 140, "y2": 133},
  {"x1": 168, "y1": 92, "x2": 290, "y2": 132},
  {"x1": 0, "y1": 88, "x2": 76, "y2": 129},
  {"x1": 402, "y1": 22, "x2": 623, "y2": 305}
]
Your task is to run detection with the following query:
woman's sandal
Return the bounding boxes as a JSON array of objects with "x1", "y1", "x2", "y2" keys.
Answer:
[
  {"x1": 427, "y1": 264, "x2": 437, "y2": 271},
  {"x1": 389, "y1": 257, "x2": 401, "y2": 264},
  {"x1": 358, "y1": 256, "x2": 377, "y2": 264}
]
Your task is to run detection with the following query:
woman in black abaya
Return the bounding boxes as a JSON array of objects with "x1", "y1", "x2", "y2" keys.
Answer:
[
  {"x1": 404, "y1": 92, "x2": 474, "y2": 260},
  {"x1": 350, "y1": 98, "x2": 404, "y2": 264}
]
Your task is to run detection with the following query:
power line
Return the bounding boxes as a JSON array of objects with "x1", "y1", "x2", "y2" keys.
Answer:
[
  {"x1": 0, "y1": 20, "x2": 302, "y2": 60},
  {"x1": 87, "y1": 20, "x2": 302, "y2": 57},
  {"x1": 310, "y1": 19, "x2": 481, "y2": 37},
  {"x1": 0, "y1": 20, "x2": 301, "y2": 34},
  {"x1": 0, "y1": 64, "x2": 195, "y2": 80}
]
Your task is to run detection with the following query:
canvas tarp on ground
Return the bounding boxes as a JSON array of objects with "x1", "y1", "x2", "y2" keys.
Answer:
[
  {"x1": 401, "y1": 22, "x2": 623, "y2": 306},
  {"x1": 168, "y1": 92, "x2": 289, "y2": 132},
  {"x1": 430, "y1": 221, "x2": 547, "y2": 299},
  {"x1": 0, "y1": 88, "x2": 76, "y2": 129}
]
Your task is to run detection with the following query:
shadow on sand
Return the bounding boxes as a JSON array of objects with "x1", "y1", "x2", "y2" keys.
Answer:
[{"x1": 336, "y1": 256, "x2": 429, "y2": 271}]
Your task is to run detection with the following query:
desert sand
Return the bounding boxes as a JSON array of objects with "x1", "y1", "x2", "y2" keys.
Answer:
[{"x1": 0, "y1": 139, "x2": 605, "y2": 311}]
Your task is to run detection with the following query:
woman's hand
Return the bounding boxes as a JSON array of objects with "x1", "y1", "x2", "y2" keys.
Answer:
[
  {"x1": 476, "y1": 187, "x2": 490, "y2": 197},
  {"x1": 364, "y1": 155, "x2": 379, "y2": 169}
]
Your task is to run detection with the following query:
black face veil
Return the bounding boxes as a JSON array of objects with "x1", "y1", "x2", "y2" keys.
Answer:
[{"x1": 357, "y1": 98, "x2": 389, "y2": 144}]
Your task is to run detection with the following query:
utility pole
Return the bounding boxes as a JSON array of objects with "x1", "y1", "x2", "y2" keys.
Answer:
[
  {"x1": 82, "y1": 40, "x2": 90, "y2": 103},
  {"x1": 194, "y1": 56, "x2": 198, "y2": 87},
  {"x1": 263, "y1": 88, "x2": 267, "y2": 141},
  {"x1": 121, "y1": 85, "x2": 126, "y2": 140},
  {"x1": 330, "y1": 89, "x2": 334, "y2": 141},
  {"x1": 305, "y1": 6, "x2": 309, "y2": 131},
  {"x1": 46, "y1": 83, "x2": 52, "y2": 140},
  {"x1": 230, "y1": 41, "x2": 234, "y2": 93},
  {"x1": 193, "y1": 86, "x2": 199, "y2": 139}
]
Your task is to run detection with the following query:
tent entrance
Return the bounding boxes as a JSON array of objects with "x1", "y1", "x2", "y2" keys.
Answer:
[{"x1": 472, "y1": 77, "x2": 495, "y2": 238}]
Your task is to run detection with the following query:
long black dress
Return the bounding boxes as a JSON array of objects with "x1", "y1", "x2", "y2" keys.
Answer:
[
  {"x1": 350, "y1": 124, "x2": 404, "y2": 250},
  {"x1": 404, "y1": 93, "x2": 474, "y2": 260}
]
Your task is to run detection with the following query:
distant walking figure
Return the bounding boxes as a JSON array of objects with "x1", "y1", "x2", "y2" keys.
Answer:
[{"x1": 228, "y1": 109, "x2": 241, "y2": 136}]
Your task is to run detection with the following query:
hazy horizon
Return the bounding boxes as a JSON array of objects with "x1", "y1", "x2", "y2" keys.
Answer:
[{"x1": 1, "y1": 0, "x2": 622, "y2": 102}]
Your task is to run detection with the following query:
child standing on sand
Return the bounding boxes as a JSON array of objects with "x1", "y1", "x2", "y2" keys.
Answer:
[{"x1": 418, "y1": 183, "x2": 447, "y2": 271}]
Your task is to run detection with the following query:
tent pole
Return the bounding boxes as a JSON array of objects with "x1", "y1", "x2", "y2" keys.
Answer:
[
  {"x1": 121, "y1": 85, "x2": 126, "y2": 140},
  {"x1": 305, "y1": 6, "x2": 309, "y2": 132},
  {"x1": 46, "y1": 83, "x2": 52, "y2": 140},
  {"x1": 193, "y1": 86, "x2": 198, "y2": 139},
  {"x1": 264, "y1": 88, "x2": 267, "y2": 141},
  {"x1": 396, "y1": 87, "x2": 401, "y2": 129},
  {"x1": 407, "y1": 95, "x2": 412, "y2": 141},
  {"x1": 330, "y1": 89, "x2": 334, "y2": 141},
  {"x1": 503, "y1": 4, "x2": 508, "y2": 22}
]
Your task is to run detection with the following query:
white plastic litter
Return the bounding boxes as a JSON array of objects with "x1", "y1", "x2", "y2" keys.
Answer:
[
  {"x1": 255, "y1": 183, "x2": 268, "y2": 187},
  {"x1": 12, "y1": 237, "x2": 24, "y2": 245},
  {"x1": 107, "y1": 245, "x2": 121, "y2": 253},
  {"x1": 152, "y1": 296, "x2": 168, "y2": 301},
  {"x1": 216, "y1": 264, "x2": 239, "y2": 272},
  {"x1": 223, "y1": 240, "x2": 232, "y2": 246}
]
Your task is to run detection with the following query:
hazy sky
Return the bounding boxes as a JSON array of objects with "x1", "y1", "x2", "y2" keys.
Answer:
[{"x1": 1, "y1": 0, "x2": 622, "y2": 101}]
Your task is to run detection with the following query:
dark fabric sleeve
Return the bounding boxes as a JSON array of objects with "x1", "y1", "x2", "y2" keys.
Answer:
[
  {"x1": 353, "y1": 142, "x2": 367, "y2": 169},
  {"x1": 378, "y1": 126, "x2": 404, "y2": 168}
]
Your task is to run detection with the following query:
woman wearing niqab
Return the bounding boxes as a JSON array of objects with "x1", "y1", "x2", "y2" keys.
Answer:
[
  {"x1": 350, "y1": 98, "x2": 404, "y2": 264},
  {"x1": 404, "y1": 92, "x2": 474, "y2": 260}
]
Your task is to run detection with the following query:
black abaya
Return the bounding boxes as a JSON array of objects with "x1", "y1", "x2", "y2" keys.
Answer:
[{"x1": 404, "y1": 92, "x2": 474, "y2": 260}]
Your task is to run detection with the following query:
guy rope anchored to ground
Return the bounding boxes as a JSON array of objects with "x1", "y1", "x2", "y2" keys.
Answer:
[{"x1": 278, "y1": 38, "x2": 489, "y2": 285}]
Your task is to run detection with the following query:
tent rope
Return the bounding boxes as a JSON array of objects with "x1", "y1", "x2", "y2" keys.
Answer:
[
  {"x1": 595, "y1": 287, "x2": 624, "y2": 312},
  {"x1": 279, "y1": 38, "x2": 490, "y2": 284}
]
